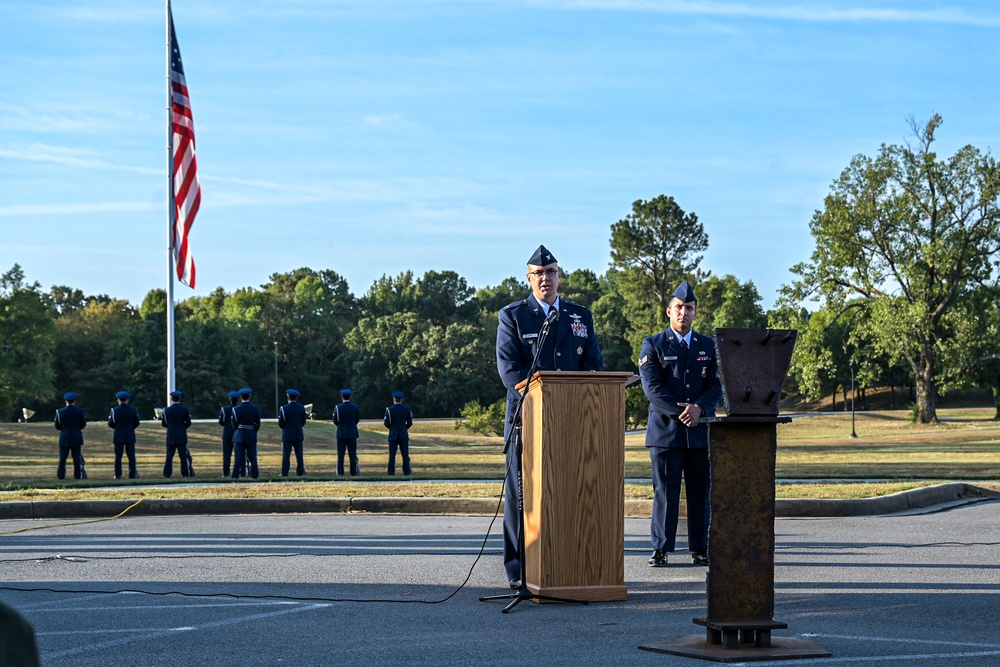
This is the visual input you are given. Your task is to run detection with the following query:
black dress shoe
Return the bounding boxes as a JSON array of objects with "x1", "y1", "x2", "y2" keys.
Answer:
[
  {"x1": 648, "y1": 549, "x2": 668, "y2": 567},
  {"x1": 508, "y1": 577, "x2": 520, "y2": 589},
  {"x1": 692, "y1": 552, "x2": 709, "y2": 566}
]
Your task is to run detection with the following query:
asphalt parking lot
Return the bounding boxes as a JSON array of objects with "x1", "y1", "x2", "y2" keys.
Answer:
[{"x1": 1, "y1": 500, "x2": 999, "y2": 666}]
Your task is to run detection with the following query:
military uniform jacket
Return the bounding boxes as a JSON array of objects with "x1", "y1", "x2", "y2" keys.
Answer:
[
  {"x1": 333, "y1": 401, "x2": 360, "y2": 439},
  {"x1": 219, "y1": 404, "x2": 236, "y2": 441},
  {"x1": 383, "y1": 403, "x2": 413, "y2": 441},
  {"x1": 638, "y1": 329, "x2": 723, "y2": 449},
  {"x1": 231, "y1": 401, "x2": 262, "y2": 444},
  {"x1": 278, "y1": 401, "x2": 307, "y2": 443},
  {"x1": 496, "y1": 295, "x2": 603, "y2": 401},
  {"x1": 54, "y1": 405, "x2": 87, "y2": 448},
  {"x1": 161, "y1": 403, "x2": 192, "y2": 445},
  {"x1": 108, "y1": 404, "x2": 140, "y2": 444}
]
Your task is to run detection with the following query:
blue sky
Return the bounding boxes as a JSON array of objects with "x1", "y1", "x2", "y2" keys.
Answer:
[{"x1": 3, "y1": 1, "x2": 1000, "y2": 309}]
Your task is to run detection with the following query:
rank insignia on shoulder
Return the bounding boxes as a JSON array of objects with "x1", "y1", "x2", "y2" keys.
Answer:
[{"x1": 639, "y1": 355, "x2": 649, "y2": 366}]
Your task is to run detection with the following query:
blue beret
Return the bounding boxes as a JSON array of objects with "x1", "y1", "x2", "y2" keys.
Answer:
[
  {"x1": 391, "y1": 390, "x2": 404, "y2": 399},
  {"x1": 286, "y1": 389, "x2": 300, "y2": 397},
  {"x1": 227, "y1": 391, "x2": 240, "y2": 399},
  {"x1": 340, "y1": 389, "x2": 352, "y2": 397},
  {"x1": 63, "y1": 392, "x2": 78, "y2": 401},
  {"x1": 527, "y1": 244, "x2": 557, "y2": 266},
  {"x1": 170, "y1": 390, "x2": 183, "y2": 399},
  {"x1": 115, "y1": 391, "x2": 131, "y2": 400},
  {"x1": 239, "y1": 387, "x2": 253, "y2": 397},
  {"x1": 671, "y1": 280, "x2": 697, "y2": 303}
]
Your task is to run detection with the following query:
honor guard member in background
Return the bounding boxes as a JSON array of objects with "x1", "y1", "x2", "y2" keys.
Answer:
[
  {"x1": 495, "y1": 244, "x2": 603, "y2": 588},
  {"x1": 639, "y1": 280, "x2": 722, "y2": 568},
  {"x1": 332, "y1": 389, "x2": 361, "y2": 476},
  {"x1": 218, "y1": 390, "x2": 239, "y2": 476},
  {"x1": 161, "y1": 390, "x2": 192, "y2": 477},
  {"x1": 278, "y1": 389, "x2": 307, "y2": 477},
  {"x1": 383, "y1": 390, "x2": 413, "y2": 475},
  {"x1": 54, "y1": 392, "x2": 87, "y2": 480},
  {"x1": 108, "y1": 391, "x2": 140, "y2": 479},
  {"x1": 231, "y1": 387, "x2": 262, "y2": 479}
]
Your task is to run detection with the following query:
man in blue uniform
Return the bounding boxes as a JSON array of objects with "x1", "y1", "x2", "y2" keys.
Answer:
[
  {"x1": 161, "y1": 390, "x2": 192, "y2": 478},
  {"x1": 108, "y1": 390, "x2": 140, "y2": 479},
  {"x1": 231, "y1": 387, "x2": 262, "y2": 479},
  {"x1": 332, "y1": 389, "x2": 361, "y2": 476},
  {"x1": 218, "y1": 390, "x2": 239, "y2": 476},
  {"x1": 639, "y1": 280, "x2": 722, "y2": 567},
  {"x1": 495, "y1": 244, "x2": 603, "y2": 588},
  {"x1": 278, "y1": 389, "x2": 307, "y2": 477},
  {"x1": 54, "y1": 392, "x2": 86, "y2": 480},
  {"x1": 383, "y1": 390, "x2": 414, "y2": 475}
]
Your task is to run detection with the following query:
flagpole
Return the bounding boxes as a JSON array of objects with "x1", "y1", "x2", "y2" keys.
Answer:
[{"x1": 166, "y1": 0, "x2": 177, "y2": 404}]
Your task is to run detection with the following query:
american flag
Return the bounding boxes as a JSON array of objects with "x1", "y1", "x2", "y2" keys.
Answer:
[{"x1": 169, "y1": 9, "x2": 200, "y2": 288}]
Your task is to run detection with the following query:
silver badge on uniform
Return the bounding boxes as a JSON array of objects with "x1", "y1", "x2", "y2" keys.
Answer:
[{"x1": 577, "y1": 346, "x2": 583, "y2": 355}]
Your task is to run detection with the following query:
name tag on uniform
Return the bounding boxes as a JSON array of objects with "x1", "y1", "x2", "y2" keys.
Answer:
[
  {"x1": 522, "y1": 333, "x2": 538, "y2": 339},
  {"x1": 664, "y1": 355, "x2": 678, "y2": 361}
]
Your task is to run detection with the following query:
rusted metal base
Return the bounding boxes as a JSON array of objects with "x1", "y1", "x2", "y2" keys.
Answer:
[{"x1": 639, "y1": 634, "x2": 832, "y2": 663}]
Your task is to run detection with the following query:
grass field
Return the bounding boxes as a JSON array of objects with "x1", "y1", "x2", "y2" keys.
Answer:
[{"x1": 1, "y1": 408, "x2": 998, "y2": 501}]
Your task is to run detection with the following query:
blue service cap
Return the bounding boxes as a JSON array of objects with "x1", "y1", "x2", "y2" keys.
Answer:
[
  {"x1": 227, "y1": 391, "x2": 240, "y2": 399},
  {"x1": 239, "y1": 387, "x2": 253, "y2": 397},
  {"x1": 391, "y1": 390, "x2": 405, "y2": 399},
  {"x1": 115, "y1": 391, "x2": 131, "y2": 400},
  {"x1": 286, "y1": 389, "x2": 300, "y2": 397},
  {"x1": 527, "y1": 244, "x2": 557, "y2": 266},
  {"x1": 63, "y1": 392, "x2": 78, "y2": 401},
  {"x1": 170, "y1": 390, "x2": 183, "y2": 399},
  {"x1": 340, "y1": 388, "x2": 353, "y2": 397},
  {"x1": 671, "y1": 280, "x2": 697, "y2": 304}
]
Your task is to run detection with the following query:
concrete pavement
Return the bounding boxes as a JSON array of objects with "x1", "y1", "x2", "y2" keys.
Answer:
[
  {"x1": 2, "y1": 501, "x2": 999, "y2": 666},
  {"x1": 0, "y1": 481, "x2": 996, "y2": 520}
]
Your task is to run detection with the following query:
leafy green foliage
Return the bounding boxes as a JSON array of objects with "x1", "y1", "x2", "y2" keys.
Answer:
[
  {"x1": 781, "y1": 116, "x2": 1000, "y2": 423},
  {"x1": 455, "y1": 399, "x2": 506, "y2": 437}
]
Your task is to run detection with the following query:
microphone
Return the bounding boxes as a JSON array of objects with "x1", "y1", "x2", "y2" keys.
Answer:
[{"x1": 544, "y1": 308, "x2": 559, "y2": 327}]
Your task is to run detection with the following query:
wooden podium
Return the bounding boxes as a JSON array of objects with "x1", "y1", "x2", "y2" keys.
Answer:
[{"x1": 517, "y1": 370, "x2": 633, "y2": 602}]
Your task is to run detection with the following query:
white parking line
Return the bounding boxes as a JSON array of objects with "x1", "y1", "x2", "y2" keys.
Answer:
[
  {"x1": 803, "y1": 633, "x2": 1000, "y2": 649},
  {"x1": 42, "y1": 602, "x2": 330, "y2": 660},
  {"x1": 732, "y1": 650, "x2": 1000, "y2": 665}
]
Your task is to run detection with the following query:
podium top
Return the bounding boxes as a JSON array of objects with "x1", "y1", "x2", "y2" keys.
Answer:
[{"x1": 516, "y1": 371, "x2": 636, "y2": 392}]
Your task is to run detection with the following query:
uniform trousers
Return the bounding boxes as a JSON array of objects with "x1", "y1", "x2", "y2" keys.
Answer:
[
  {"x1": 57, "y1": 445, "x2": 83, "y2": 480},
  {"x1": 649, "y1": 446, "x2": 709, "y2": 553},
  {"x1": 164, "y1": 443, "x2": 190, "y2": 478},
  {"x1": 221, "y1": 438, "x2": 234, "y2": 477},
  {"x1": 281, "y1": 441, "x2": 305, "y2": 476},
  {"x1": 114, "y1": 442, "x2": 138, "y2": 478},
  {"x1": 232, "y1": 441, "x2": 259, "y2": 479},
  {"x1": 387, "y1": 438, "x2": 411, "y2": 475},
  {"x1": 336, "y1": 438, "x2": 360, "y2": 476}
]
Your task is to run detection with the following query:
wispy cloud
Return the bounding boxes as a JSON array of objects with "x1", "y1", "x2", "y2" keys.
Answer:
[
  {"x1": 530, "y1": 0, "x2": 1000, "y2": 26},
  {"x1": 0, "y1": 144, "x2": 159, "y2": 174},
  {"x1": 0, "y1": 201, "x2": 156, "y2": 217},
  {"x1": 362, "y1": 112, "x2": 409, "y2": 128}
]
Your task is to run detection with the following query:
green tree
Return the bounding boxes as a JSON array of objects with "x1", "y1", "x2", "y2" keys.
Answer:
[
  {"x1": 609, "y1": 195, "x2": 709, "y2": 334},
  {"x1": 782, "y1": 116, "x2": 1000, "y2": 423},
  {"x1": 696, "y1": 274, "x2": 767, "y2": 331},
  {"x1": 0, "y1": 265, "x2": 57, "y2": 421}
]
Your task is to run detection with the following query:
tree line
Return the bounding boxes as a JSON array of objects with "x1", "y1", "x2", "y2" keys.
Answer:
[{"x1": 3, "y1": 117, "x2": 999, "y2": 425}]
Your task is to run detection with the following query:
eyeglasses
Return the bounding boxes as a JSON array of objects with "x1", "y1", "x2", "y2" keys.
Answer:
[{"x1": 527, "y1": 268, "x2": 559, "y2": 278}]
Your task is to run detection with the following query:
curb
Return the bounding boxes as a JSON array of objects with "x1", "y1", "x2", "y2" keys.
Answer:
[{"x1": 0, "y1": 483, "x2": 996, "y2": 521}]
